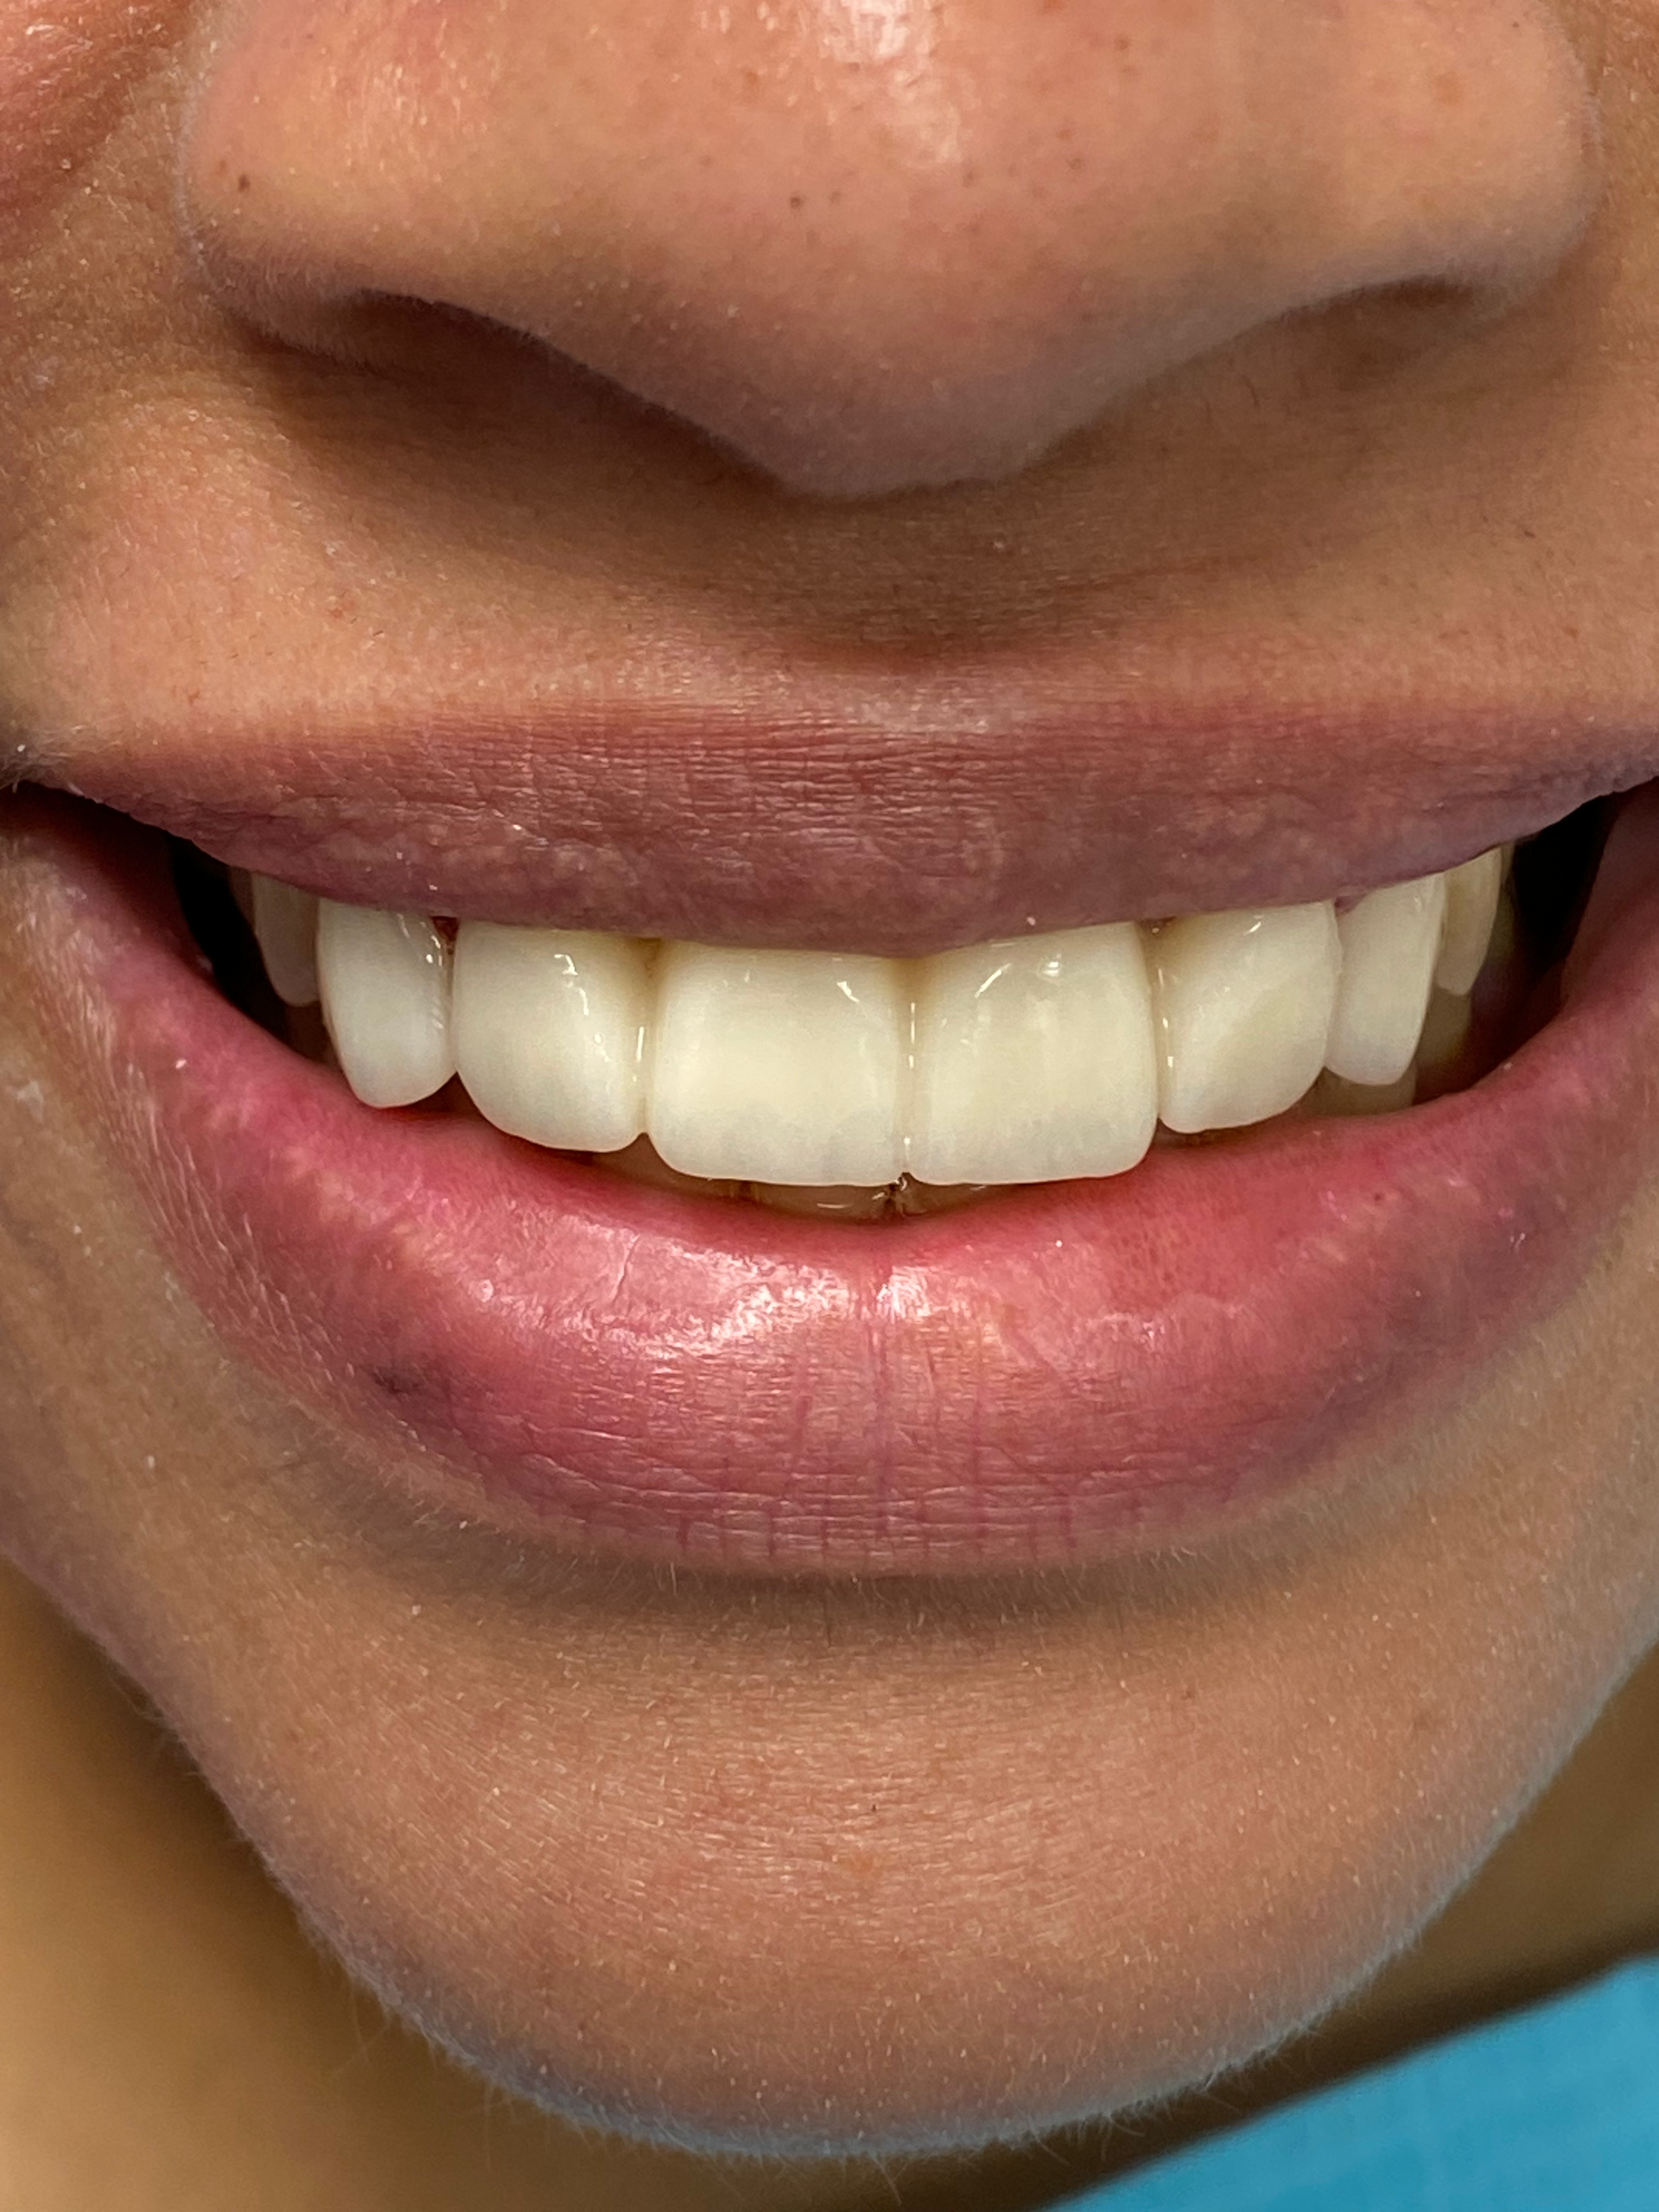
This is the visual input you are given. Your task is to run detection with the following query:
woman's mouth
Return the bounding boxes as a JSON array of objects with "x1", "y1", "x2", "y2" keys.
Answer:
[
  {"x1": 195, "y1": 836, "x2": 1524, "y2": 1217},
  {"x1": 5, "y1": 760, "x2": 1653, "y2": 1576}
]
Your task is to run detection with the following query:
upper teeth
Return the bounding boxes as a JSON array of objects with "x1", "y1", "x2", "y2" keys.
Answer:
[{"x1": 256, "y1": 848, "x2": 1506, "y2": 1191}]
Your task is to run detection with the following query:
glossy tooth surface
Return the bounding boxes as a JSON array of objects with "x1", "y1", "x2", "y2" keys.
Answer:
[
  {"x1": 1325, "y1": 873, "x2": 1447, "y2": 1087},
  {"x1": 317, "y1": 902, "x2": 454, "y2": 1108},
  {"x1": 1152, "y1": 903, "x2": 1340, "y2": 1133},
  {"x1": 648, "y1": 944, "x2": 907, "y2": 1185},
  {"x1": 908, "y1": 924, "x2": 1155, "y2": 1184},
  {"x1": 1433, "y1": 849, "x2": 1503, "y2": 995},
  {"x1": 454, "y1": 924, "x2": 648, "y2": 1153},
  {"x1": 251, "y1": 874, "x2": 321, "y2": 1007}
]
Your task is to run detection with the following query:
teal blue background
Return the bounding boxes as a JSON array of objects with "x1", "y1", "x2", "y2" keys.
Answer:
[{"x1": 1058, "y1": 1958, "x2": 1659, "y2": 2209}]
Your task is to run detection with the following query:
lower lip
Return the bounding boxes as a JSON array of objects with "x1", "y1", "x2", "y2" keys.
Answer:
[{"x1": 16, "y1": 789, "x2": 1659, "y2": 1574}]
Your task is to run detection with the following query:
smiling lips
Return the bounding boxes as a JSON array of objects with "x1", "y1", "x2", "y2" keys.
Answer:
[
  {"x1": 8, "y1": 679, "x2": 1656, "y2": 1575},
  {"x1": 4, "y1": 721, "x2": 1648, "y2": 1577}
]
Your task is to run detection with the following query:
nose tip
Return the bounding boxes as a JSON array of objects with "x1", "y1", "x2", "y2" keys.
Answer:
[{"x1": 181, "y1": 0, "x2": 1599, "y2": 498}]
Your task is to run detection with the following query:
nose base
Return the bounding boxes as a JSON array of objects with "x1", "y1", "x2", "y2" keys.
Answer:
[{"x1": 180, "y1": 0, "x2": 1601, "y2": 499}]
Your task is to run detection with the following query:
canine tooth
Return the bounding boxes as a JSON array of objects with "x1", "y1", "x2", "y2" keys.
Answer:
[
  {"x1": 453, "y1": 924, "x2": 648, "y2": 1153},
  {"x1": 1325, "y1": 873, "x2": 1447, "y2": 1087},
  {"x1": 251, "y1": 874, "x2": 321, "y2": 1007},
  {"x1": 1152, "y1": 903, "x2": 1340, "y2": 1133},
  {"x1": 907, "y1": 925, "x2": 1155, "y2": 1184},
  {"x1": 317, "y1": 902, "x2": 454, "y2": 1108},
  {"x1": 648, "y1": 944, "x2": 906, "y2": 1185},
  {"x1": 1433, "y1": 849, "x2": 1503, "y2": 995}
]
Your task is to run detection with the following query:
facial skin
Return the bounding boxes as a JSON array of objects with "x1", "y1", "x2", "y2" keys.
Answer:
[{"x1": 4, "y1": 0, "x2": 1659, "y2": 2193}]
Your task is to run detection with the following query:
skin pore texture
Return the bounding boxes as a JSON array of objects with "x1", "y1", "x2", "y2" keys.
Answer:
[{"x1": 7, "y1": 0, "x2": 1659, "y2": 2202}]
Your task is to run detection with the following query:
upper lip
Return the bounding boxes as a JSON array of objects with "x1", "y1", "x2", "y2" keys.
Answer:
[{"x1": 25, "y1": 695, "x2": 1656, "y2": 956}]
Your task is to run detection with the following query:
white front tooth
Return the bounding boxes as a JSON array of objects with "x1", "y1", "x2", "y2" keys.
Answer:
[
  {"x1": 317, "y1": 902, "x2": 454, "y2": 1107},
  {"x1": 1433, "y1": 848, "x2": 1503, "y2": 995},
  {"x1": 907, "y1": 925, "x2": 1155, "y2": 1185},
  {"x1": 647, "y1": 944, "x2": 906, "y2": 1185},
  {"x1": 1325, "y1": 872, "x2": 1448, "y2": 1087},
  {"x1": 1153, "y1": 903, "x2": 1340, "y2": 1134},
  {"x1": 452, "y1": 924, "x2": 648, "y2": 1153},
  {"x1": 251, "y1": 874, "x2": 320, "y2": 1007}
]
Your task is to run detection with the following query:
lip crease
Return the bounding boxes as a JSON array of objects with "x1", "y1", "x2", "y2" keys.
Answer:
[
  {"x1": 12, "y1": 778, "x2": 1659, "y2": 1577},
  {"x1": 32, "y1": 699, "x2": 1656, "y2": 951}
]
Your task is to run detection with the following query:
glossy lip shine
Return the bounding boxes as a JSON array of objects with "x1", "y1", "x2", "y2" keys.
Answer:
[{"x1": 16, "y1": 785, "x2": 1659, "y2": 1576}]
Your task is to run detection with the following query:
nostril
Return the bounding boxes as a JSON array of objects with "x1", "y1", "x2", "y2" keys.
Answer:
[{"x1": 179, "y1": 0, "x2": 1602, "y2": 499}]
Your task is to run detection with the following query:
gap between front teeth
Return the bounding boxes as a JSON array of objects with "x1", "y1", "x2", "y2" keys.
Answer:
[{"x1": 257, "y1": 849, "x2": 1507, "y2": 1193}]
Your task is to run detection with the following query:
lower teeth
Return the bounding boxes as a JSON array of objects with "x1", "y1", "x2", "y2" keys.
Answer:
[
  {"x1": 168, "y1": 799, "x2": 1618, "y2": 1218},
  {"x1": 589, "y1": 1133, "x2": 993, "y2": 1219}
]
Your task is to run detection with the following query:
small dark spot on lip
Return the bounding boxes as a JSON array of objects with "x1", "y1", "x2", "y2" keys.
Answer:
[
  {"x1": 788, "y1": 193, "x2": 804, "y2": 210},
  {"x1": 368, "y1": 1366, "x2": 423, "y2": 1399},
  {"x1": 237, "y1": 173, "x2": 251, "y2": 193}
]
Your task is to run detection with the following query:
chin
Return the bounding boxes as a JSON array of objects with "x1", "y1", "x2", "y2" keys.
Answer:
[{"x1": 12, "y1": 1319, "x2": 1636, "y2": 2163}]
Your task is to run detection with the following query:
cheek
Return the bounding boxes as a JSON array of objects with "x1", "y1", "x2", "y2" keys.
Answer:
[
  {"x1": 0, "y1": 0, "x2": 175, "y2": 223},
  {"x1": 0, "y1": 886, "x2": 323, "y2": 1606}
]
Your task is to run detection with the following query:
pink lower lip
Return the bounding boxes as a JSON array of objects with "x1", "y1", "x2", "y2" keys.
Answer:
[{"x1": 19, "y1": 789, "x2": 1659, "y2": 1574}]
